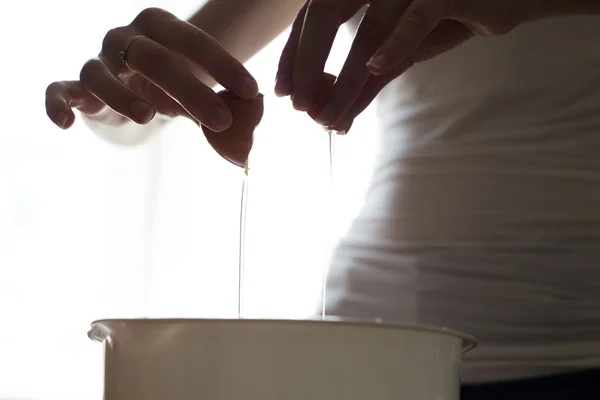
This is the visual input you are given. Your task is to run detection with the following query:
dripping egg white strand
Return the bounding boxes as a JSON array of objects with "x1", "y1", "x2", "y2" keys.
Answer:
[
  {"x1": 322, "y1": 129, "x2": 336, "y2": 320},
  {"x1": 238, "y1": 162, "x2": 249, "y2": 319}
]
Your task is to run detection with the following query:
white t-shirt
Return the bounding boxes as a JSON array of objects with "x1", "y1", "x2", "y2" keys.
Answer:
[{"x1": 326, "y1": 15, "x2": 600, "y2": 384}]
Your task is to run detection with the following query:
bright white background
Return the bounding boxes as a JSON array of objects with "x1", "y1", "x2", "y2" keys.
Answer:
[{"x1": 0, "y1": 1, "x2": 378, "y2": 399}]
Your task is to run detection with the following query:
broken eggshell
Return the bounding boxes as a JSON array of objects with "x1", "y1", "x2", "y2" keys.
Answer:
[
  {"x1": 307, "y1": 73, "x2": 349, "y2": 134},
  {"x1": 202, "y1": 91, "x2": 265, "y2": 168},
  {"x1": 203, "y1": 74, "x2": 342, "y2": 169},
  {"x1": 308, "y1": 73, "x2": 336, "y2": 121}
]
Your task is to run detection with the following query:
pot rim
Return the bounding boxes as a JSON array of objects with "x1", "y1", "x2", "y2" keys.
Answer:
[{"x1": 88, "y1": 316, "x2": 476, "y2": 353}]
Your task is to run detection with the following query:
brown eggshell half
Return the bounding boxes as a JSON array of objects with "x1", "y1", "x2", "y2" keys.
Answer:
[
  {"x1": 202, "y1": 91, "x2": 265, "y2": 168},
  {"x1": 307, "y1": 73, "x2": 337, "y2": 121}
]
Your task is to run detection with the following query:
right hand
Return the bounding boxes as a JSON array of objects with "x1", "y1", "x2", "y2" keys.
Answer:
[{"x1": 45, "y1": 7, "x2": 259, "y2": 133}]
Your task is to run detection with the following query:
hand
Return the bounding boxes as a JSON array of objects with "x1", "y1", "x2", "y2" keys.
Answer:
[
  {"x1": 45, "y1": 7, "x2": 259, "y2": 133},
  {"x1": 275, "y1": 0, "x2": 536, "y2": 132}
]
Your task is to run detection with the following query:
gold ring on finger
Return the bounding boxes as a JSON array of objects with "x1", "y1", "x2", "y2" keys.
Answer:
[{"x1": 119, "y1": 34, "x2": 147, "y2": 73}]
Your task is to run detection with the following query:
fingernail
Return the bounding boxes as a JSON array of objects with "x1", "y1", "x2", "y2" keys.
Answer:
[
  {"x1": 130, "y1": 100, "x2": 155, "y2": 123},
  {"x1": 367, "y1": 53, "x2": 387, "y2": 72},
  {"x1": 274, "y1": 76, "x2": 292, "y2": 97},
  {"x1": 208, "y1": 106, "x2": 233, "y2": 131},
  {"x1": 316, "y1": 103, "x2": 336, "y2": 126},
  {"x1": 56, "y1": 112, "x2": 68, "y2": 129},
  {"x1": 236, "y1": 76, "x2": 259, "y2": 99}
]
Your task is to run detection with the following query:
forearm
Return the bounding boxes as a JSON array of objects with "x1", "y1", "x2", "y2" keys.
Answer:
[
  {"x1": 532, "y1": 0, "x2": 600, "y2": 20},
  {"x1": 188, "y1": 0, "x2": 304, "y2": 87}
]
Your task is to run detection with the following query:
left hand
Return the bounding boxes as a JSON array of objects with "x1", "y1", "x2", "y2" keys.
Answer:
[{"x1": 275, "y1": 0, "x2": 538, "y2": 132}]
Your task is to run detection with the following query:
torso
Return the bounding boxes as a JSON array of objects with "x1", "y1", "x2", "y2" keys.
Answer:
[{"x1": 327, "y1": 15, "x2": 600, "y2": 383}]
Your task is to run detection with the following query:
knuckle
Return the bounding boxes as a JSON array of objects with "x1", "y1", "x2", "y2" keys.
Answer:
[
  {"x1": 405, "y1": 7, "x2": 430, "y2": 26},
  {"x1": 133, "y1": 7, "x2": 172, "y2": 28},
  {"x1": 389, "y1": 4, "x2": 437, "y2": 47},
  {"x1": 405, "y1": 0, "x2": 441, "y2": 26},
  {"x1": 101, "y1": 26, "x2": 126, "y2": 55},
  {"x1": 495, "y1": 22, "x2": 517, "y2": 35},
  {"x1": 457, "y1": 0, "x2": 519, "y2": 36},
  {"x1": 133, "y1": 7, "x2": 161, "y2": 26},
  {"x1": 387, "y1": 33, "x2": 407, "y2": 50},
  {"x1": 488, "y1": 10, "x2": 520, "y2": 35},
  {"x1": 467, "y1": 17, "x2": 517, "y2": 36}
]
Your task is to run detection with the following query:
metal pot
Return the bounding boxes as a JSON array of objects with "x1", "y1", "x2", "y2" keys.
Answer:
[{"x1": 89, "y1": 318, "x2": 475, "y2": 400}]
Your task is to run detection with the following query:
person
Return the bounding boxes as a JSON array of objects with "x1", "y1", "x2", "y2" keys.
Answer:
[{"x1": 45, "y1": 0, "x2": 600, "y2": 398}]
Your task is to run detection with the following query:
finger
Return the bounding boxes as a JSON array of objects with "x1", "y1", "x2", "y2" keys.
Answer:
[
  {"x1": 80, "y1": 58, "x2": 156, "y2": 124},
  {"x1": 112, "y1": 33, "x2": 234, "y2": 132},
  {"x1": 367, "y1": 0, "x2": 445, "y2": 75},
  {"x1": 329, "y1": 71, "x2": 396, "y2": 133},
  {"x1": 332, "y1": 118, "x2": 353, "y2": 135},
  {"x1": 335, "y1": 21, "x2": 473, "y2": 130},
  {"x1": 407, "y1": 20, "x2": 473, "y2": 64},
  {"x1": 131, "y1": 8, "x2": 258, "y2": 99},
  {"x1": 292, "y1": 0, "x2": 363, "y2": 111},
  {"x1": 100, "y1": 25, "x2": 143, "y2": 73},
  {"x1": 275, "y1": 2, "x2": 308, "y2": 97},
  {"x1": 314, "y1": 0, "x2": 410, "y2": 126},
  {"x1": 45, "y1": 81, "x2": 104, "y2": 129}
]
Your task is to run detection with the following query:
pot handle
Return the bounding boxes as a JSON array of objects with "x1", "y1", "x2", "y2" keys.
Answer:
[{"x1": 88, "y1": 321, "x2": 112, "y2": 344}]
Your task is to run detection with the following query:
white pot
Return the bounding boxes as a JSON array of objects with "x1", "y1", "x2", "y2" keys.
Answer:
[{"x1": 89, "y1": 318, "x2": 475, "y2": 400}]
